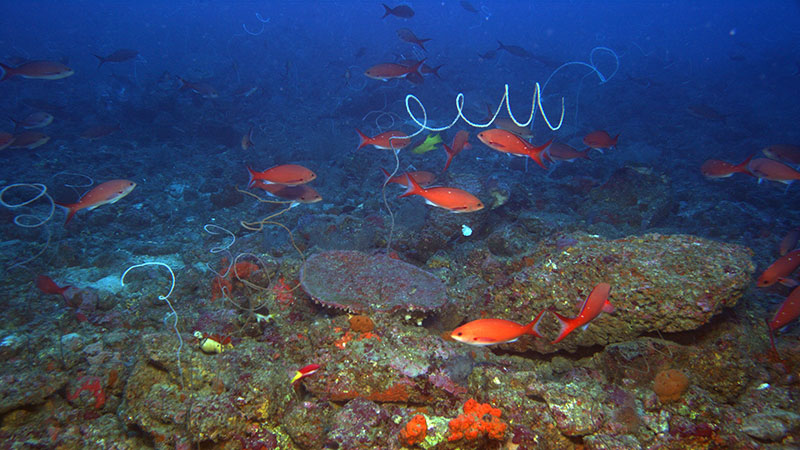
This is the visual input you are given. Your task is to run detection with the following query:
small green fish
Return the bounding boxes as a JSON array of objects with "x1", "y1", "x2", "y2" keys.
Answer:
[{"x1": 412, "y1": 134, "x2": 442, "y2": 154}]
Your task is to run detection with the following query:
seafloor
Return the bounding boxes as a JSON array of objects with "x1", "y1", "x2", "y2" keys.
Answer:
[{"x1": 1, "y1": 41, "x2": 799, "y2": 450}]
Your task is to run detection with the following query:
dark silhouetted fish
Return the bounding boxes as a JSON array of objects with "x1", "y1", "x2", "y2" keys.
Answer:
[
  {"x1": 396, "y1": 28, "x2": 430, "y2": 51},
  {"x1": 354, "y1": 47, "x2": 367, "y2": 59},
  {"x1": 80, "y1": 123, "x2": 120, "y2": 140},
  {"x1": 460, "y1": 1, "x2": 479, "y2": 13},
  {"x1": 93, "y1": 49, "x2": 139, "y2": 68},
  {"x1": 496, "y1": 40, "x2": 532, "y2": 58},
  {"x1": 687, "y1": 104, "x2": 728, "y2": 123},
  {"x1": 478, "y1": 49, "x2": 497, "y2": 61},
  {"x1": 381, "y1": 3, "x2": 414, "y2": 19}
]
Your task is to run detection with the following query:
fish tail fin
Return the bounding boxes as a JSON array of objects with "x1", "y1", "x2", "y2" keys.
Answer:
[
  {"x1": 529, "y1": 139, "x2": 552, "y2": 169},
  {"x1": 612, "y1": 133, "x2": 620, "y2": 148},
  {"x1": 176, "y1": 76, "x2": 188, "y2": 90},
  {"x1": 735, "y1": 153, "x2": 754, "y2": 175},
  {"x1": 93, "y1": 54, "x2": 106, "y2": 69},
  {"x1": 246, "y1": 166, "x2": 258, "y2": 188},
  {"x1": 523, "y1": 309, "x2": 547, "y2": 339},
  {"x1": 355, "y1": 128, "x2": 370, "y2": 150},
  {"x1": 399, "y1": 173, "x2": 423, "y2": 198},
  {"x1": 381, "y1": 3, "x2": 392, "y2": 18},
  {"x1": 497, "y1": 40, "x2": 505, "y2": 50},
  {"x1": 430, "y1": 64, "x2": 444, "y2": 79},
  {"x1": 0, "y1": 62, "x2": 12, "y2": 81},
  {"x1": 766, "y1": 319, "x2": 781, "y2": 359},
  {"x1": 409, "y1": 58, "x2": 426, "y2": 78},
  {"x1": 549, "y1": 309, "x2": 574, "y2": 344},
  {"x1": 418, "y1": 39, "x2": 432, "y2": 51},
  {"x1": 380, "y1": 167, "x2": 392, "y2": 182},
  {"x1": 442, "y1": 143, "x2": 454, "y2": 173},
  {"x1": 55, "y1": 202, "x2": 77, "y2": 226}
]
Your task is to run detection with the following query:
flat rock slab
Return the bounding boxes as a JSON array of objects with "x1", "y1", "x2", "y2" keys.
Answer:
[{"x1": 301, "y1": 250, "x2": 448, "y2": 313}]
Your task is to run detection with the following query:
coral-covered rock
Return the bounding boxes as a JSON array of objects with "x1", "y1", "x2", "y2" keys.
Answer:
[
  {"x1": 304, "y1": 326, "x2": 463, "y2": 405},
  {"x1": 741, "y1": 409, "x2": 800, "y2": 442},
  {"x1": 327, "y1": 398, "x2": 394, "y2": 449},
  {"x1": 484, "y1": 233, "x2": 754, "y2": 352},
  {"x1": 300, "y1": 250, "x2": 447, "y2": 313}
]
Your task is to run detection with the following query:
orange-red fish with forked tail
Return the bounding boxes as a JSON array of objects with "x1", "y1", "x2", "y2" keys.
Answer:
[
  {"x1": 551, "y1": 283, "x2": 614, "y2": 344},
  {"x1": 748, "y1": 158, "x2": 800, "y2": 185},
  {"x1": 36, "y1": 275, "x2": 72, "y2": 298},
  {"x1": 56, "y1": 179, "x2": 137, "y2": 225},
  {"x1": 356, "y1": 129, "x2": 410, "y2": 151},
  {"x1": 400, "y1": 174, "x2": 483, "y2": 213},
  {"x1": 700, "y1": 154, "x2": 753, "y2": 179},
  {"x1": 0, "y1": 60, "x2": 74, "y2": 81},
  {"x1": 0, "y1": 132, "x2": 13, "y2": 150},
  {"x1": 769, "y1": 286, "x2": 800, "y2": 332},
  {"x1": 247, "y1": 165, "x2": 316, "y2": 188},
  {"x1": 442, "y1": 130, "x2": 470, "y2": 173},
  {"x1": 451, "y1": 310, "x2": 547, "y2": 346},
  {"x1": 757, "y1": 249, "x2": 800, "y2": 287},
  {"x1": 365, "y1": 59, "x2": 425, "y2": 82},
  {"x1": 477, "y1": 128, "x2": 551, "y2": 169},
  {"x1": 252, "y1": 181, "x2": 322, "y2": 204},
  {"x1": 380, "y1": 168, "x2": 436, "y2": 187},
  {"x1": 583, "y1": 130, "x2": 619, "y2": 151}
]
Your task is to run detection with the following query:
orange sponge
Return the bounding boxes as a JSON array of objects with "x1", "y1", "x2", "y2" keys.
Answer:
[{"x1": 399, "y1": 414, "x2": 427, "y2": 446}]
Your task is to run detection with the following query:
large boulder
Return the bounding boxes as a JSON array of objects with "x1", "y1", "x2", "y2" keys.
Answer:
[{"x1": 482, "y1": 233, "x2": 754, "y2": 352}]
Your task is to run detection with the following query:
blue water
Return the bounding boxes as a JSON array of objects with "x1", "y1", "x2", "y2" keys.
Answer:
[{"x1": 1, "y1": 1, "x2": 799, "y2": 448}]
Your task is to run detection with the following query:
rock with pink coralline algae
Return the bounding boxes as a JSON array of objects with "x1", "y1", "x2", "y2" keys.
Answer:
[{"x1": 300, "y1": 250, "x2": 447, "y2": 313}]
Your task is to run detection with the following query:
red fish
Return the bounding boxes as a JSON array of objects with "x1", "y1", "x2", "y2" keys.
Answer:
[
  {"x1": 177, "y1": 76, "x2": 218, "y2": 98},
  {"x1": 291, "y1": 363, "x2": 320, "y2": 384},
  {"x1": 10, "y1": 111, "x2": 54, "y2": 129},
  {"x1": 400, "y1": 174, "x2": 483, "y2": 213},
  {"x1": 252, "y1": 181, "x2": 322, "y2": 204},
  {"x1": 780, "y1": 227, "x2": 800, "y2": 256},
  {"x1": 241, "y1": 126, "x2": 255, "y2": 150},
  {"x1": 36, "y1": 275, "x2": 71, "y2": 298},
  {"x1": 551, "y1": 283, "x2": 614, "y2": 344},
  {"x1": 247, "y1": 165, "x2": 316, "y2": 187},
  {"x1": 757, "y1": 250, "x2": 800, "y2": 287},
  {"x1": 8, "y1": 131, "x2": 49, "y2": 149},
  {"x1": 477, "y1": 128, "x2": 551, "y2": 169},
  {"x1": 56, "y1": 179, "x2": 137, "y2": 225},
  {"x1": 356, "y1": 129, "x2": 410, "y2": 151},
  {"x1": 442, "y1": 130, "x2": 470, "y2": 173},
  {"x1": 0, "y1": 132, "x2": 13, "y2": 150},
  {"x1": 450, "y1": 311, "x2": 546, "y2": 346},
  {"x1": 365, "y1": 59, "x2": 425, "y2": 82},
  {"x1": 547, "y1": 142, "x2": 590, "y2": 162},
  {"x1": 769, "y1": 286, "x2": 800, "y2": 332},
  {"x1": 0, "y1": 60, "x2": 74, "y2": 81},
  {"x1": 700, "y1": 154, "x2": 753, "y2": 179},
  {"x1": 583, "y1": 130, "x2": 619, "y2": 151},
  {"x1": 762, "y1": 144, "x2": 800, "y2": 165},
  {"x1": 381, "y1": 168, "x2": 436, "y2": 187},
  {"x1": 80, "y1": 124, "x2": 120, "y2": 140},
  {"x1": 748, "y1": 158, "x2": 800, "y2": 185}
]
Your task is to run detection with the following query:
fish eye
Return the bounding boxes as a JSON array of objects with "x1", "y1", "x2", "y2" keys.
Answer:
[{"x1": 456, "y1": 332, "x2": 462, "y2": 336}]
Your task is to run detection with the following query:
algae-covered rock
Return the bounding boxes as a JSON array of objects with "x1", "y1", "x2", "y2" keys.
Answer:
[
  {"x1": 485, "y1": 233, "x2": 754, "y2": 352},
  {"x1": 300, "y1": 250, "x2": 447, "y2": 313}
]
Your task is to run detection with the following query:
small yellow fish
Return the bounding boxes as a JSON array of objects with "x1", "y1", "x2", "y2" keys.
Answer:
[{"x1": 412, "y1": 134, "x2": 442, "y2": 154}]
